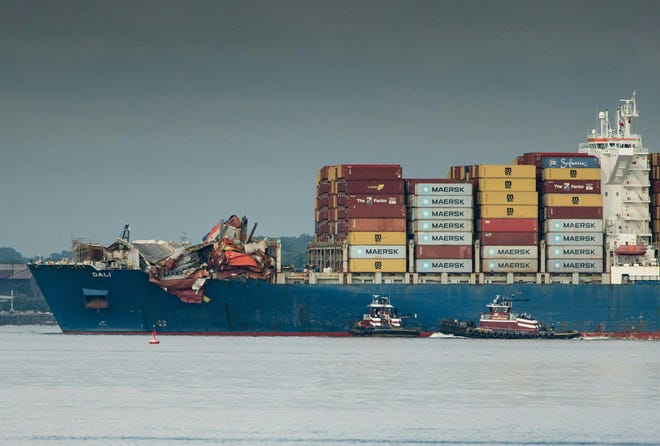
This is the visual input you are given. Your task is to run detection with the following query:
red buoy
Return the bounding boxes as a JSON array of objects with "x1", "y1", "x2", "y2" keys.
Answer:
[{"x1": 149, "y1": 327, "x2": 160, "y2": 344}]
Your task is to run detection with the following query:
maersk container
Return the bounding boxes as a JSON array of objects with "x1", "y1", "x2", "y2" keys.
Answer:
[
  {"x1": 348, "y1": 218, "x2": 407, "y2": 232},
  {"x1": 544, "y1": 219, "x2": 603, "y2": 233},
  {"x1": 541, "y1": 180, "x2": 601, "y2": 194},
  {"x1": 481, "y1": 245, "x2": 538, "y2": 259},
  {"x1": 543, "y1": 194, "x2": 603, "y2": 207},
  {"x1": 414, "y1": 245, "x2": 472, "y2": 259},
  {"x1": 336, "y1": 164, "x2": 402, "y2": 180},
  {"x1": 411, "y1": 219, "x2": 473, "y2": 232},
  {"x1": 473, "y1": 164, "x2": 536, "y2": 179},
  {"x1": 546, "y1": 245, "x2": 603, "y2": 259},
  {"x1": 335, "y1": 179, "x2": 404, "y2": 195},
  {"x1": 347, "y1": 231, "x2": 407, "y2": 245},
  {"x1": 348, "y1": 259, "x2": 407, "y2": 273},
  {"x1": 414, "y1": 232, "x2": 473, "y2": 246},
  {"x1": 543, "y1": 206, "x2": 603, "y2": 219},
  {"x1": 478, "y1": 205, "x2": 538, "y2": 219},
  {"x1": 541, "y1": 157, "x2": 600, "y2": 169},
  {"x1": 408, "y1": 182, "x2": 473, "y2": 196},
  {"x1": 348, "y1": 245, "x2": 406, "y2": 259},
  {"x1": 477, "y1": 218, "x2": 538, "y2": 232},
  {"x1": 477, "y1": 178, "x2": 537, "y2": 191},
  {"x1": 481, "y1": 259, "x2": 538, "y2": 273},
  {"x1": 542, "y1": 168, "x2": 602, "y2": 181},
  {"x1": 545, "y1": 232, "x2": 603, "y2": 246},
  {"x1": 478, "y1": 232, "x2": 538, "y2": 246},
  {"x1": 408, "y1": 207, "x2": 473, "y2": 220},
  {"x1": 415, "y1": 259, "x2": 472, "y2": 273},
  {"x1": 476, "y1": 191, "x2": 538, "y2": 206},
  {"x1": 546, "y1": 259, "x2": 603, "y2": 273},
  {"x1": 407, "y1": 195, "x2": 473, "y2": 208}
]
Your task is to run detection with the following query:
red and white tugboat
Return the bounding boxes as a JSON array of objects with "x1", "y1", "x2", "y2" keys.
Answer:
[
  {"x1": 349, "y1": 295, "x2": 421, "y2": 337},
  {"x1": 438, "y1": 295, "x2": 580, "y2": 339}
]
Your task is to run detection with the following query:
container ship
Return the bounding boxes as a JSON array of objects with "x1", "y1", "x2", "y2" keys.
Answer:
[{"x1": 29, "y1": 93, "x2": 660, "y2": 338}]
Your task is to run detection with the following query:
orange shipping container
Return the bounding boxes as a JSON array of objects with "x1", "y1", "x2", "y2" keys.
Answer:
[
  {"x1": 347, "y1": 231, "x2": 407, "y2": 245},
  {"x1": 348, "y1": 218, "x2": 407, "y2": 232},
  {"x1": 543, "y1": 194, "x2": 603, "y2": 207},
  {"x1": 476, "y1": 191, "x2": 538, "y2": 206},
  {"x1": 542, "y1": 168, "x2": 601, "y2": 181},
  {"x1": 477, "y1": 178, "x2": 537, "y2": 191},
  {"x1": 348, "y1": 259, "x2": 407, "y2": 273},
  {"x1": 478, "y1": 205, "x2": 538, "y2": 219},
  {"x1": 474, "y1": 164, "x2": 536, "y2": 179}
]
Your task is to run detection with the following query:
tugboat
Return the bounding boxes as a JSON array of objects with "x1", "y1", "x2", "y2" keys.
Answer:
[
  {"x1": 438, "y1": 295, "x2": 581, "y2": 339},
  {"x1": 349, "y1": 295, "x2": 421, "y2": 337}
]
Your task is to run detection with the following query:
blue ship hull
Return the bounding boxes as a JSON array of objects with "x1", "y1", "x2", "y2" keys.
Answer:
[{"x1": 29, "y1": 264, "x2": 660, "y2": 336}]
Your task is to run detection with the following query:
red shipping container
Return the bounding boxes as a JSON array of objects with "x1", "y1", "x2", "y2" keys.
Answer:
[
  {"x1": 477, "y1": 218, "x2": 538, "y2": 232},
  {"x1": 336, "y1": 179, "x2": 404, "y2": 195},
  {"x1": 415, "y1": 245, "x2": 472, "y2": 259},
  {"x1": 337, "y1": 164, "x2": 402, "y2": 180},
  {"x1": 542, "y1": 180, "x2": 601, "y2": 194},
  {"x1": 337, "y1": 194, "x2": 405, "y2": 207},
  {"x1": 348, "y1": 218, "x2": 407, "y2": 232},
  {"x1": 479, "y1": 232, "x2": 538, "y2": 246},
  {"x1": 543, "y1": 206, "x2": 603, "y2": 219}
]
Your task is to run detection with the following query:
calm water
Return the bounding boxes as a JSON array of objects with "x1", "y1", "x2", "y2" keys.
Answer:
[{"x1": 1, "y1": 326, "x2": 659, "y2": 446}]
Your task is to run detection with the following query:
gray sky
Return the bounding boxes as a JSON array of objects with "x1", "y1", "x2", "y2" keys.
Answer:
[{"x1": 2, "y1": 0, "x2": 660, "y2": 257}]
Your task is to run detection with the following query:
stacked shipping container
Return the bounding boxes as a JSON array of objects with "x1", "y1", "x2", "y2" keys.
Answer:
[
  {"x1": 651, "y1": 153, "x2": 660, "y2": 245},
  {"x1": 315, "y1": 164, "x2": 407, "y2": 272},
  {"x1": 405, "y1": 179, "x2": 474, "y2": 273},
  {"x1": 467, "y1": 164, "x2": 539, "y2": 273},
  {"x1": 520, "y1": 153, "x2": 604, "y2": 273}
]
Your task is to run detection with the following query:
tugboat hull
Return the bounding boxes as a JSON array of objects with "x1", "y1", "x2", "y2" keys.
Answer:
[
  {"x1": 438, "y1": 319, "x2": 580, "y2": 339},
  {"x1": 350, "y1": 327, "x2": 422, "y2": 337}
]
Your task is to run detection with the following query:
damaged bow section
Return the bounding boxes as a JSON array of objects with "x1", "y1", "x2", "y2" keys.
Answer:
[
  {"x1": 147, "y1": 215, "x2": 275, "y2": 303},
  {"x1": 72, "y1": 215, "x2": 276, "y2": 304}
]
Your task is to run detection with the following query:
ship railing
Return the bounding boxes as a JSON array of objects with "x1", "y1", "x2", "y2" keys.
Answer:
[{"x1": 277, "y1": 271, "x2": 612, "y2": 285}]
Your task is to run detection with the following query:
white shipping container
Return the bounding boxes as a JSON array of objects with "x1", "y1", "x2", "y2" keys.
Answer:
[
  {"x1": 415, "y1": 232, "x2": 473, "y2": 246},
  {"x1": 481, "y1": 245, "x2": 538, "y2": 259},
  {"x1": 415, "y1": 259, "x2": 473, "y2": 273},
  {"x1": 414, "y1": 183, "x2": 473, "y2": 196},
  {"x1": 546, "y1": 245, "x2": 603, "y2": 259},
  {"x1": 544, "y1": 219, "x2": 603, "y2": 233},
  {"x1": 545, "y1": 232, "x2": 603, "y2": 246},
  {"x1": 408, "y1": 207, "x2": 474, "y2": 220},
  {"x1": 407, "y1": 195, "x2": 473, "y2": 208},
  {"x1": 348, "y1": 245, "x2": 407, "y2": 259},
  {"x1": 546, "y1": 259, "x2": 603, "y2": 273},
  {"x1": 412, "y1": 219, "x2": 473, "y2": 232},
  {"x1": 481, "y1": 259, "x2": 538, "y2": 273}
]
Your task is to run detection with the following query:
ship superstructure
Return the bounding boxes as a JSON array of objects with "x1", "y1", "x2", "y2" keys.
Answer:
[{"x1": 579, "y1": 92, "x2": 654, "y2": 270}]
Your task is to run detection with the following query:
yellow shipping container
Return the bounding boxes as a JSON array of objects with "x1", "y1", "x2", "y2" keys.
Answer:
[
  {"x1": 477, "y1": 178, "x2": 537, "y2": 191},
  {"x1": 543, "y1": 194, "x2": 603, "y2": 207},
  {"x1": 543, "y1": 168, "x2": 601, "y2": 180},
  {"x1": 476, "y1": 191, "x2": 538, "y2": 206},
  {"x1": 479, "y1": 205, "x2": 538, "y2": 219},
  {"x1": 348, "y1": 259, "x2": 407, "y2": 273},
  {"x1": 348, "y1": 231, "x2": 407, "y2": 245},
  {"x1": 477, "y1": 164, "x2": 536, "y2": 179},
  {"x1": 328, "y1": 165, "x2": 338, "y2": 181}
]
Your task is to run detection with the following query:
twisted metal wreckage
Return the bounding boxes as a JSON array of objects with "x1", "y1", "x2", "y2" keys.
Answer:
[{"x1": 145, "y1": 215, "x2": 275, "y2": 303}]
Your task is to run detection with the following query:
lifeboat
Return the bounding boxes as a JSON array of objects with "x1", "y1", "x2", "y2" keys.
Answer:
[{"x1": 615, "y1": 244, "x2": 647, "y2": 256}]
